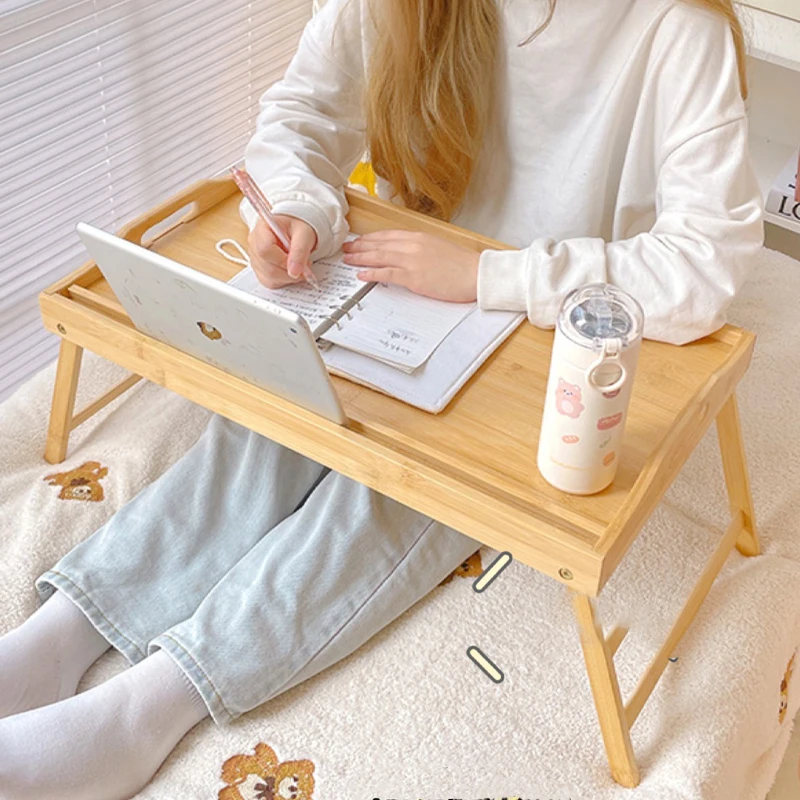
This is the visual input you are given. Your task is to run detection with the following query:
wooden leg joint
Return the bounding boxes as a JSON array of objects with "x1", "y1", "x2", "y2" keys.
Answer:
[
  {"x1": 573, "y1": 510, "x2": 745, "y2": 787},
  {"x1": 573, "y1": 594, "x2": 640, "y2": 788},
  {"x1": 624, "y1": 510, "x2": 743, "y2": 728},
  {"x1": 70, "y1": 374, "x2": 143, "y2": 430},
  {"x1": 606, "y1": 626, "x2": 629, "y2": 658},
  {"x1": 716, "y1": 393, "x2": 760, "y2": 557},
  {"x1": 44, "y1": 336, "x2": 142, "y2": 464}
]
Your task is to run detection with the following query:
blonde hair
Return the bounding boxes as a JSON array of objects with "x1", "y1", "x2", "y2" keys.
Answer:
[{"x1": 362, "y1": 0, "x2": 748, "y2": 222}]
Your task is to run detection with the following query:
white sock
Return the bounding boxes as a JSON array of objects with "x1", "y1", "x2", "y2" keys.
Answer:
[
  {"x1": 0, "y1": 590, "x2": 110, "y2": 719},
  {"x1": 0, "y1": 649, "x2": 209, "y2": 800}
]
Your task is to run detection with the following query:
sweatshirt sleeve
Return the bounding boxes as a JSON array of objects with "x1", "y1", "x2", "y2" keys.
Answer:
[
  {"x1": 241, "y1": 0, "x2": 368, "y2": 259},
  {"x1": 476, "y1": 6, "x2": 764, "y2": 346}
]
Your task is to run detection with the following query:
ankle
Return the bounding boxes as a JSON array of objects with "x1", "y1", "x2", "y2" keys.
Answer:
[
  {"x1": 0, "y1": 651, "x2": 209, "y2": 800},
  {"x1": 42, "y1": 591, "x2": 111, "y2": 671},
  {"x1": 133, "y1": 650, "x2": 209, "y2": 725},
  {"x1": 0, "y1": 591, "x2": 110, "y2": 718}
]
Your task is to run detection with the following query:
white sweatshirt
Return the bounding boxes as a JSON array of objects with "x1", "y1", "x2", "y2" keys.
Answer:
[{"x1": 242, "y1": 0, "x2": 764, "y2": 345}]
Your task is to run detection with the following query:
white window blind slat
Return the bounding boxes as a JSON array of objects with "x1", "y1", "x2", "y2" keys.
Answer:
[
  {"x1": 0, "y1": 313, "x2": 52, "y2": 371},
  {"x1": 2, "y1": 126, "x2": 109, "y2": 210},
  {"x1": 1, "y1": 0, "x2": 313, "y2": 402},
  {"x1": 106, "y1": 73, "x2": 257, "y2": 145},
  {"x1": 2, "y1": 37, "x2": 255, "y2": 155},
  {"x1": 2, "y1": 0, "x2": 246, "y2": 80},
  {"x1": 1, "y1": 73, "x2": 104, "y2": 153},
  {"x1": 1, "y1": 50, "x2": 99, "y2": 112},
  {"x1": 3, "y1": 9, "x2": 253, "y2": 137},
  {"x1": 2, "y1": 1, "x2": 97, "y2": 58},
  {"x1": 251, "y1": 62, "x2": 302, "y2": 95},
  {"x1": 2, "y1": 96, "x2": 251, "y2": 250},
  {"x1": 2, "y1": 192, "x2": 117, "y2": 294},
  {"x1": 107, "y1": 108, "x2": 255, "y2": 187},
  {"x1": 4, "y1": 34, "x2": 254, "y2": 153},
  {"x1": 101, "y1": 51, "x2": 256, "y2": 132},
  {"x1": 1, "y1": 3, "x2": 308, "y2": 139},
  {"x1": 0, "y1": 312, "x2": 52, "y2": 363},
  {"x1": 97, "y1": 7, "x2": 311, "y2": 115},
  {"x1": 2, "y1": 190, "x2": 115, "y2": 274},
  {"x1": 2, "y1": 0, "x2": 217, "y2": 58},
  {"x1": 2, "y1": 238, "x2": 99, "y2": 313},
  {"x1": 249, "y1": 8, "x2": 314, "y2": 50},
  {"x1": 0, "y1": 330, "x2": 61, "y2": 399},
  {"x1": 111, "y1": 135, "x2": 253, "y2": 223},
  {"x1": 0, "y1": 162, "x2": 110, "y2": 236}
]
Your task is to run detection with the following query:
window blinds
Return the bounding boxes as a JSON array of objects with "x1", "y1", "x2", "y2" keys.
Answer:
[{"x1": 0, "y1": 0, "x2": 313, "y2": 403}]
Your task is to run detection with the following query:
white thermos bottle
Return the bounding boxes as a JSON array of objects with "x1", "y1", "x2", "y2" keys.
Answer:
[{"x1": 537, "y1": 283, "x2": 644, "y2": 495}]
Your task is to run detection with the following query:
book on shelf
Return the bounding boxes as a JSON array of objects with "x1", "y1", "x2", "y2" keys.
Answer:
[{"x1": 766, "y1": 149, "x2": 800, "y2": 225}]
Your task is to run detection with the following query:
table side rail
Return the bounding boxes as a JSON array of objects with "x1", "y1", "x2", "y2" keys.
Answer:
[
  {"x1": 54, "y1": 276, "x2": 603, "y2": 547},
  {"x1": 40, "y1": 291, "x2": 605, "y2": 595}
]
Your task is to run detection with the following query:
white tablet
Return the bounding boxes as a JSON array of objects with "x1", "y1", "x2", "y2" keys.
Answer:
[{"x1": 76, "y1": 223, "x2": 347, "y2": 425}]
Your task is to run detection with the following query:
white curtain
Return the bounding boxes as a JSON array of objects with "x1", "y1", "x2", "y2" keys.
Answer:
[{"x1": 0, "y1": 0, "x2": 313, "y2": 402}]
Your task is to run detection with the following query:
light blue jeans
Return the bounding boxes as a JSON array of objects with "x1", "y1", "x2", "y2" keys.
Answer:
[{"x1": 35, "y1": 415, "x2": 480, "y2": 724}]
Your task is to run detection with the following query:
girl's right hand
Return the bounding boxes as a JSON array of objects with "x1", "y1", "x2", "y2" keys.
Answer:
[{"x1": 247, "y1": 216, "x2": 318, "y2": 289}]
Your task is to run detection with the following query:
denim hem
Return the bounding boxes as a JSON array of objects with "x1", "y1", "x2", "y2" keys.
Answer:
[
  {"x1": 34, "y1": 569, "x2": 147, "y2": 665},
  {"x1": 149, "y1": 632, "x2": 233, "y2": 725}
]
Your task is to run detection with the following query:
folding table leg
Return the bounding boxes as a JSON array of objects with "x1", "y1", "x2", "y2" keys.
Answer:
[
  {"x1": 572, "y1": 592, "x2": 640, "y2": 788},
  {"x1": 716, "y1": 393, "x2": 760, "y2": 557},
  {"x1": 570, "y1": 391, "x2": 758, "y2": 788},
  {"x1": 44, "y1": 339, "x2": 84, "y2": 464}
]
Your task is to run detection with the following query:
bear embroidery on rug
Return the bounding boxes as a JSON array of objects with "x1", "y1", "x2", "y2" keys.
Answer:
[
  {"x1": 219, "y1": 743, "x2": 315, "y2": 800},
  {"x1": 44, "y1": 461, "x2": 109, "y2": 502},
  {"x1": 439, "y1": 550, "x2": 483, "y2": 585},
  {"x1": 779, "y1": 653, "x2": 795, "y2": 723}
]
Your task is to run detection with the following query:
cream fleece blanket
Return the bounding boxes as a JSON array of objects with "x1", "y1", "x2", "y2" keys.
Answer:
[{"x1": 1, "y1": 246, "x2": 800, "y2": 800}]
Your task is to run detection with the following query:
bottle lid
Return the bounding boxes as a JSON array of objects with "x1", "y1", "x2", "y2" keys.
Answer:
[{"x1": 557, "y1": 283, "x2": 644, "y2": 351}]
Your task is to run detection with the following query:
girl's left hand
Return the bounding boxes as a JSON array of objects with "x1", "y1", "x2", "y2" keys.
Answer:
[{"x1": 341, "y1": 230, "x2": 480, "y2": 302}]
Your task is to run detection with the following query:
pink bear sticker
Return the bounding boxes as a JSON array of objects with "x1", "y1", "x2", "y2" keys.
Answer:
[{"x1": 555, "y1": 379, "x2": 585, "y2": 419}]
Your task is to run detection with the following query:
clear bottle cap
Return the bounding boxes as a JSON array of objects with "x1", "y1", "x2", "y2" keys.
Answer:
[{"x1": 557, "y1": 283, "x2": 644, "y2": 351}]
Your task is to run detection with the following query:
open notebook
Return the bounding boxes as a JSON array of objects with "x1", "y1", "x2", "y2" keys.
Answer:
[{"x1": 227, "y1": 238, "x2": 524, "y2": 412}]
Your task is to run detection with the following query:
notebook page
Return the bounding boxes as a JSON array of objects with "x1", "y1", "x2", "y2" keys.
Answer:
[
  {"x1": 227, "y1": 238, "x2": 363, "y2": 336},
  {"x1": 322, "y1": 308, "x2": 525, "y2": 412},
  {"x1": 322, "y1": 283, "x2": 475, "y2": 369}
]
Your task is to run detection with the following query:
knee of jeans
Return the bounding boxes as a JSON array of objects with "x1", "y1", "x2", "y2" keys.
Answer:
[
  {"x1": 209, "y1": 414, "x2": 268, "y2": 452},
  {"x1": 211, "y1": 414, "x2": 246, "y2": 437}
]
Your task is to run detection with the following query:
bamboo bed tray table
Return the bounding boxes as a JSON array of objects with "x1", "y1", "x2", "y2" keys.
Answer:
[{"x1": 39, "y1": 176, "x2": 759, "y2": 789}]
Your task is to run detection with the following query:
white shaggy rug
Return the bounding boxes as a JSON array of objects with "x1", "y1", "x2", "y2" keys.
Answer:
[{"x1": 1, "y1": 246, "x2": 800, "y2": 800}]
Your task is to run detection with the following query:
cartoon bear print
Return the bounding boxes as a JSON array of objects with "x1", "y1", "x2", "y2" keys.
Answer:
[
  {"x1": 555, "y1": 379, "x2": 585, "y2": 419},
  {"x1": 219, "y1": 743, "x2": 315, "y2": 800},
  {"x1": 439, "y1": 550, "x2": 483, "y2": 585},
  {"x1": 44, "y1": 461, "x2": 108, "y2": 502}
]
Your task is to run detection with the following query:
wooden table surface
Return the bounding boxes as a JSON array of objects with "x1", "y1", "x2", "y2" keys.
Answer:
[{"x1": 41, "y1": 177, "x2": 756, "y2": 597}]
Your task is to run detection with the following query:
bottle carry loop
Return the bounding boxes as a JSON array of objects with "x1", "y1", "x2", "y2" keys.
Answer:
[{"x1": 585, "y1": 337, "x2": 627, "y2": 395}]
